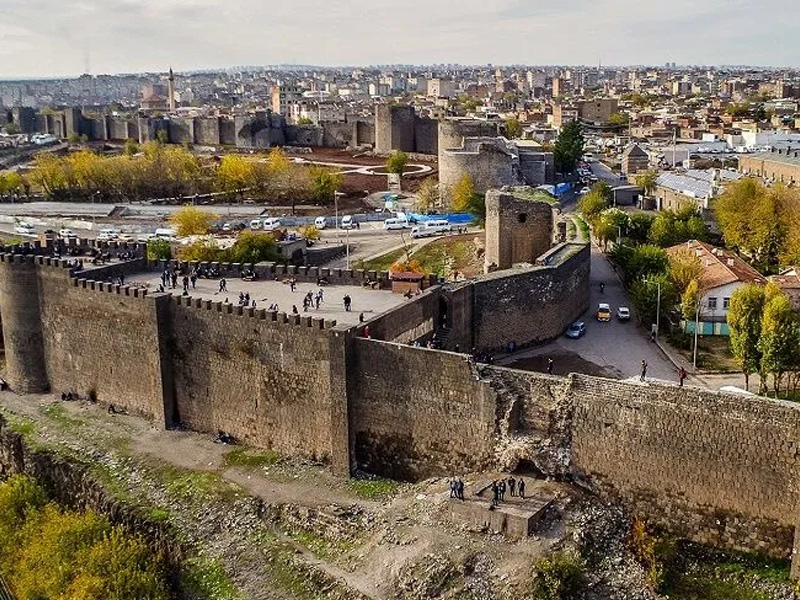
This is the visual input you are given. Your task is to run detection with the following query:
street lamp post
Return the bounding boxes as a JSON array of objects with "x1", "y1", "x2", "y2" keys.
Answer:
[
  {"x1": 645, "y1": 277, "x2": 662, "y2": 339},
  {"x1": 334, "y1": 190, "x2": 345, "y2": 243}
]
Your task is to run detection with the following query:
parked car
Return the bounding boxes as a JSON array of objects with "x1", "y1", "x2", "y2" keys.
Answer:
[
  {"x1": 58, "y1": 228, "x2": 77, "y2": 239},
  {"x1": 340, "y1": 215, "x2": 355, "y2": 229},
  {"x1": 15, "y1": 222, "x2": 35, "y2": 235},
  {"x1": 565, "y1": 321, "x2": 587, "y2": 339},
  {"x1": 263, "y1": 218, "x2": 282, "y2": 231},
  {"x1": 596, "y1": 303, "x2": 612, "y2": 322},
  {"x1": 314, "y1": 216, "x2": 328, "y2": 230},
  {"x1": 617, "y1": 306, "x2": 631, "y2": 321}
]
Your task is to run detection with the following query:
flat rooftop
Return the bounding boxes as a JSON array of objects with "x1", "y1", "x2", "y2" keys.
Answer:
[{"x1": 124, "y1": 271, "x2": 406, "y2": 326}]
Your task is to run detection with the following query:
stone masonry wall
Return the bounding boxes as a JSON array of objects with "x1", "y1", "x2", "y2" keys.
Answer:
[
  {"x1": 361, "y1": 286, "x2": 442, "y2": 344},
  {"x1": 568, "y1": 375, "x2": 800, "y2": 559},
  {"x1": 473, "y1": 244, "x2": 590, "y2": 351},
  {"x1": 36, "y1": 267, "x2": 168, "y2": 422},
  {"x1": 349, "y1": 339, "x2": 496, "y2": 480},
  {"x1": 168, "y1": 297, "x2": 337, "y2": 463}
]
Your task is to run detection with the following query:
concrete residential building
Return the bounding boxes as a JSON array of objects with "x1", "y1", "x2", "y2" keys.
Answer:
[
  {"x1": 770, "y1": 268, "x2": 800, "y2": 312},
  {"x1": 576, "y1": 98, "x2": 619, "y2": 124},
  {"x1": 427, "y1": 78, "x2": 456, "y2": 98},
  {"x1": 667, "y1": 240, "x2": 766, "y2": 335}
]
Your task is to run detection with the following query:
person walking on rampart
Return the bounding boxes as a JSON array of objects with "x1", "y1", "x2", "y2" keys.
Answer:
[
  {"x1": 640, "y1": 360, "x2": 648, "y2": 382},
  {"x1": 190, "y1": 272, "x2": 197, "y2": 289},
  {"x1": 678, "y1": 366, "x2": 687, "y2": 387},
  {"x1": 219, "y1": 278, "x2": 227, "y2": 293},
  {"x1": 547, "y1": 358, "x2": 554, "y2": 375},
  {"x1": 171, "y1": 272, "x2": 178, "y2": 288},
  {"x1": 182, "y1": 276, "x2": 189, "y2": 292},
  {"x1": 343, "y1": 295, "x2": 352, "y2": 312}
]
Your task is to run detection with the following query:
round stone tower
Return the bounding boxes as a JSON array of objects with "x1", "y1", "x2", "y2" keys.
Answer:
[{"x1": 0, "y1": 254, "x2": 49, "y2": 392}]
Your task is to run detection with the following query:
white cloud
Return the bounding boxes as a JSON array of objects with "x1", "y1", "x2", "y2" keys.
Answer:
[{"x1": 0, "y1": 0, "x2": 797, "y2": 77}]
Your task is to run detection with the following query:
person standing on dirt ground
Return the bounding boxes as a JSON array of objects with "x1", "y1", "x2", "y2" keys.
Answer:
[
  {"x1": 491, "y1": 481, "x2": 499, "y2": 507},
  {"x1": 518, "y1": 478, "x2": 525, "y2": 499},
  {"x1": 508, "y1": 476, "x2": 516, "y2": 497},
  {"x1": 678, "y1": 366, "x2": 687, "y2": 387},
  {"x1": 449, "y1": 478, "x2": 457, "y2": 499},
  {"x1": 499, "y1": 479, "x2": 506, "y2": 501},
  {"x1": 640, "y1": 359, "x2": 648, "y2": 382},
  {"x1": 547, "y1": 358, "x2": 554, "y2": 375},
  {"x1": 456, "y1": 478, "x2": 464, "y2": 500}
]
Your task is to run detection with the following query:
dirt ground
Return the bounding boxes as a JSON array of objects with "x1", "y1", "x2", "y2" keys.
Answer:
[{"x1": 0, "y1": 390, "x2": 584, "y2": 600}]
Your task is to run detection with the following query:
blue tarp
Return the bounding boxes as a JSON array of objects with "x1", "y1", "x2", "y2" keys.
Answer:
[
  {"x1": 405, "y1": 212, "x2": 476, "y2": 225},
  {"x1": 554, "y1": 182, "x2": 573, "y2": 197}
]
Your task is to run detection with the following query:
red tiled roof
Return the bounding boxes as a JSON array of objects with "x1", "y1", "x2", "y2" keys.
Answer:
[{"x1": 666, "y1": 240, "x2": 765, "y2": 290}]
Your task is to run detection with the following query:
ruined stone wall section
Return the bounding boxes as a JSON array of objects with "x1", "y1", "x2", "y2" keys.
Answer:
[{"x1": 349, "y1": 339, "x2": 496, "y2": 480}]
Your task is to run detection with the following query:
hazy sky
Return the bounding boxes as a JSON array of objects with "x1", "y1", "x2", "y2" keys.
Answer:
[{"x1": 1, "y1": 0, "x2": 798, "y2": 78}]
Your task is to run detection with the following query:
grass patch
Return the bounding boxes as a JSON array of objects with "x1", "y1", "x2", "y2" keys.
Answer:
[
  {"x1": 659, "y1": 541, "x2": 791, "y2": 600},
  {"x1": 181, "y1": 557, "x2": 240, "y2": 600},
  {"x1": 356, "y1": 247, "x2": 406, "y2": 272},
  {"x1": 40, "y1": 404, "x2": 83, "y2": 428},
  {"x1": 347, "y1": 476, "x2": 399, "y2": 500},
  {"x1": 3, "y1": 414, "x2": 38, "y2": 444},
  {"x1": 223, "y1": 446, "x2": 282, "y2": 469},
  {"x1": 575, "y1": 216, "x2": 590, "y2": 240}
]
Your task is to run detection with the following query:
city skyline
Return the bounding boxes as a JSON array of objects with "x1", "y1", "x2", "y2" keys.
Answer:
[{"x1": 2, "y1": 0, "x2": 799, "y2": 79}]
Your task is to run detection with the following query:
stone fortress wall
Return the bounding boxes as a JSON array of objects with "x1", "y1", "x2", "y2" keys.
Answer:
[{"x1": 4, "y1": 228, "x2": 800, "y2": 573}]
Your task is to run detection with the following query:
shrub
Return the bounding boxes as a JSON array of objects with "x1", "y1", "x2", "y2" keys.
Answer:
[
  {"x1": 146, "y1": 238, "x2": 171, "y2": 261},
  {"x1": 531, "y1": 552, "x2": 585, "y2": 600},
  {"x1": 0, "y1": 475, "x2": 168, "y2": 600}
]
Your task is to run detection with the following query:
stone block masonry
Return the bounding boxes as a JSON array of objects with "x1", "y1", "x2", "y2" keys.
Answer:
[{"x1": 6, "y1": 243, "x2": 800, "y2": 572}]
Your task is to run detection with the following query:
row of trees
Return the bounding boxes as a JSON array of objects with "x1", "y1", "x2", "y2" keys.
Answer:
[
  {"x1": 0, "y1": 475, "x2": 168, "y2": 600},
  {"x1": 580, "y1": 183, "x2": 709, "y2": 250},
  {"x1": 176, "y1": 231, "x2": 284, "y2": 264},
  {"x1": 714, "y1": 178, "x2": 800, "y2": 272},
  {"x1": 727, "y1": 283, "x2": 800, "y2": 394},
  {"x1": 25, "y1": 145, "x2": 345, "y2": 206}
]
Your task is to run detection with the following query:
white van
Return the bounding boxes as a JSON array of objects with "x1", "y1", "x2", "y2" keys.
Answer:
[
  {"x1": 249, "y1": 219, "x2": 262, "y2": 230},
  {"x1": 263, "y1": 218, "x2": 282, "y2": 231},
  {"x1": 340, "y1": 215, "x2": 354, "y2": 229},
  {"x1": 411, "y1": 219, "x2": 451, "y2": 239},
  {"x1": 314, "y1": 216, "x2": 328, "y2": 230},
  {"x1": 154, "y1": 228, "x2": 177, "y2": 241},
  {"x1": 383, "y1": 217, "x2": 409, "y2": 230}
]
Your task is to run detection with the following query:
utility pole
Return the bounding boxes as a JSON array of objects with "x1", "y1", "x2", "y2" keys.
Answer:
[{"x1": 692, "y1": 299, "x2": 702, "y2": 372}]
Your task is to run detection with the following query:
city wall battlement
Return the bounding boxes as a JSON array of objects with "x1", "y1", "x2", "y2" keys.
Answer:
[{"x1": 7, "y1": 239, "x2": 800, "y2": 573}]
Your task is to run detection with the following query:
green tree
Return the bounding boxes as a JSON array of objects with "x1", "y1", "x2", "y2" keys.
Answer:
[
  {"x1": 451, "y1": 173, "x2": 476, "y2": 212},
  {"x1": 504, "y1": 117, "x2": 523, "y2": 139},
  {"x1": 648, "y1": 206, "x2": 709, "y2": 247},
  {"x1": 727, "y1": 283, "x2": 767, "y2": 391},
  {"x1": 591, "y1": 181, "x2": 614, "y2": 204},
  {"x1": 607, "y1": 112, "x2": 629, "y2": 126},
  {"x1": 627, "y1": 213, "x2": 655, "y2": 245},
  {"x1": 627, "y1": 244, "x2": 669, "y2": 283},
  {"x1": 758, "y1": 289, "x2": 800, "y2": 395},
  {"x1": 630, "y1": 274, "x2": 676, "y2": 328},
  {"x1": 635, "y1": 170, "x2": 658, "y2": 196},
  {"x1": 385, "y1": 151, "x2": 409, "y2": 175},
  {"x1": 67, "y1": 132, "x2": 81, "y2": 144},
  {"x1": 168, "y1": 206, "x2": 218, "y2": 237},
  {"x1": 146, "y1": 239, "x2": 172, "y2": 261},
  {"x1": 308, "y1": 166, "x2": 343, "y2": 204},
  {"x1": 553, "y1": 120, "x2": 584, "y2": 173},
  {"x1": 578, "y1": 192, "x2": 608, "y2": 226},
  {"x1": 228, "y1": 231, "x2": 281, "y2": 264},
  {"x1": 715, "y1": 178, "x2": 786, "y2": 270},
  {"x1": 415, "y1": 178, "x2": 439, "y2": 212},
  {"x1": 155, "y1": 129, "x2": 169, "y2": 144}
]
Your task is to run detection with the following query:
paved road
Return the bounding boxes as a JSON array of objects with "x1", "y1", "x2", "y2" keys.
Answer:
[
  {"x1": 502, "y1": 243, "x2": 679, "y2": 383},
  {"x1": 589, "y1": 161, "x2": 624, "y2": 186}
]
